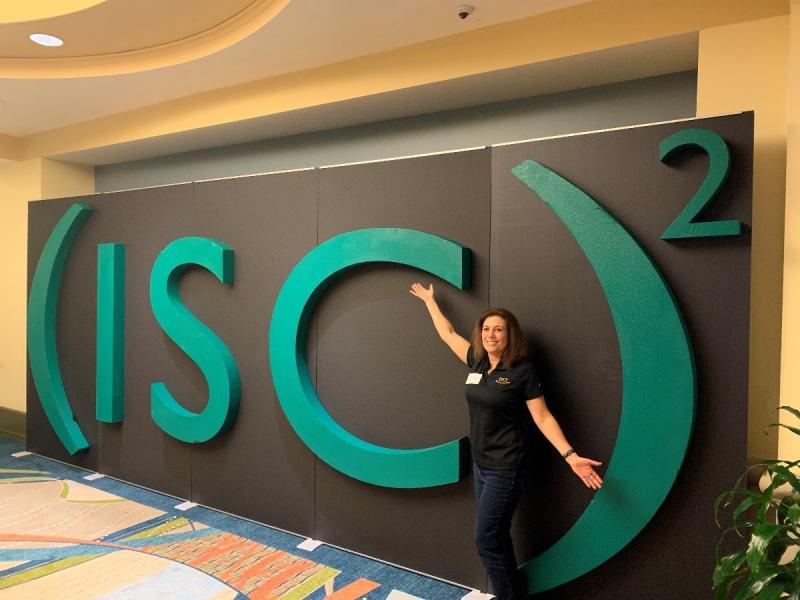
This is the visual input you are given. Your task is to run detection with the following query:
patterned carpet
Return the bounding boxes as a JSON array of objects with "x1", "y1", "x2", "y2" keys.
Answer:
[{"x1": 0, "y1": 436, "x2": 469, "y2": 600}]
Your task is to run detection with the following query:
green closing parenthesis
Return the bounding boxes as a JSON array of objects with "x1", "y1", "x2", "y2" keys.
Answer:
[
  {"x1": 149, "y1": 237, "x2": 241, "y2": 443},
  {"x1": 511, "y1": 161, "x2": 695, "y2": 593},
  {"x1": 269, "y1": 228, "x2": 471, "y2": 488},
  {"x1": 27, "y1": 203, "x2": 93, "y2": 454}
]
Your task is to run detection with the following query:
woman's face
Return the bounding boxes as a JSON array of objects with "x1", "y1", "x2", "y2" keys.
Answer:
[{"x1": 481, "y1": 315, "x2": 508, "y2": 357}]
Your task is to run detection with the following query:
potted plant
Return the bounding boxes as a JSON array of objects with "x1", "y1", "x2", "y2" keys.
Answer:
[{"x1": 713, "y1": 406, "x2": 800, "y2": 598}]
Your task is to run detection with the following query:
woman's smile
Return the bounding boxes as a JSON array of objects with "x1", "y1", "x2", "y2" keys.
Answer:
[{"x1": 482, "y1": 315, "x2": 508, "y2": 356}]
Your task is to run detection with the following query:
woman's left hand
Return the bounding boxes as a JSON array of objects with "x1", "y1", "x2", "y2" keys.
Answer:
[{"x1": 566, "y1": 455, "x2": 604, "y2": 489}]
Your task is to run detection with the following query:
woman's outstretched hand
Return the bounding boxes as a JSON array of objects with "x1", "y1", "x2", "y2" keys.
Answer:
[
  {"x1": 409, "y1": 282, "x2": 434, "y2": 303},
  {"x1": 567, "y1": 454, "x2": 604, "y2": 490},
  {"x1": 408, "y1": 281, "x2": 469, "y2": 363}
]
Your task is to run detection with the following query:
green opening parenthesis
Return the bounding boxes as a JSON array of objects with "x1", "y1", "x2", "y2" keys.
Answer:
[
  {"x1": 269, "y1": 228, "x2": 471, "y2": 489},
  {"x1": 149, "y1": 237, "x2": 241, "y2": 443},
  {"x1": 27, "y1": 203, "x2": 93, "y2": 454},
  {"x1": 511, "y1": 161, "x2": 695, "y2": 593}
]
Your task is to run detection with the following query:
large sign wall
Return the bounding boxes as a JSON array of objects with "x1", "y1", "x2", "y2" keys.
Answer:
[{"x1": 27, "y1": 113, "x2": 753, "y2": 598}]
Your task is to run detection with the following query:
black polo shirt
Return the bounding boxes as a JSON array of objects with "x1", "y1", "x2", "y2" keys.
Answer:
[{"x1": 466, "y1": 345, "x2": 543, "y2": 469}]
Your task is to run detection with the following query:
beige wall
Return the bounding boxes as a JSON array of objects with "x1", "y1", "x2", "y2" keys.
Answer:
[
  {"x1": 697, "y1": 15, "x2": 790, "y2": 460},
  {"x1": 0, "y1": 159, "x2": 42, "y2": 412},
  {"x1": 0, "y1": 135, "x2": 20, "y2": 161},
  {"x1": 0, "y1": 159, "x2": 94, "y2": 412},
  {"x1": 13, "y1": 0, "x2": 787, "y2": 162},
  {"x1": 40, "y1": 159, "x2": 94, "y2": 202},
  {"x1": 780, "y1": 0, "x2": 800, "y2": 461}
]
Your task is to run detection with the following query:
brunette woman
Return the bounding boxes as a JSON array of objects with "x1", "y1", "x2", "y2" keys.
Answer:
[{"x1": 410, "y1": 282, "x2": 602, "y2": 600}]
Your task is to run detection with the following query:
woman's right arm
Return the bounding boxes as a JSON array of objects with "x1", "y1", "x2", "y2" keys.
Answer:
[{"x1": 409, "y1": 282, "x2": 470, "y2": 364}]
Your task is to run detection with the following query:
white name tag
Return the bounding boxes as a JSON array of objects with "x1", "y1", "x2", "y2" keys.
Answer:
[{"x1": 466, "y1": 373, "x2": 482, "y2": 384}]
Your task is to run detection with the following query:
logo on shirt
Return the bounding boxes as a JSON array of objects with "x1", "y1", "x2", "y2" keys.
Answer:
[{"x1": 496, "y1": 376, "x2": 511, "y2": 384}]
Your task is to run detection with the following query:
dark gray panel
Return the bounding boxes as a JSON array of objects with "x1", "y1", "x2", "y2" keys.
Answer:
[
  {"x1": 92, "y1": 184, "x2": 200, "y2": 499},
  {"x1": 27, "y1": 197, "x2": 101, "y2": 471},
  {"x1": 314, "y1": 149, "x2": 491, "y2": 587},
  {"x1": 27, "y1": 111, "x2": 752, "y2": 598},
  {"x1": 491, "y1": 113, "x2": 752, "y2": 598},
  {"x1": 188, "y1": 171, "x2": 318, "y2": 534},
  {"x1": 0, "y1": 407, "x2": 25, "y2": 439},
  {"x1": 317, "y1": 466, "x2": 481, "y2": 586}
]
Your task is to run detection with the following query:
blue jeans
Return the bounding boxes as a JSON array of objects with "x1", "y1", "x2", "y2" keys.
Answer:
[{"x1": 474, "y1": 464, "x2": 527, "y2": 600}]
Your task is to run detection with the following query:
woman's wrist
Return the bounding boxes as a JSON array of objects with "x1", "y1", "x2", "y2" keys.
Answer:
[{"x1": 561, "y1": 448, "x2": 575, "y2": 460}]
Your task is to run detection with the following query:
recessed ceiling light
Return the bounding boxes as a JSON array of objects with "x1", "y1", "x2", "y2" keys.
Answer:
[{"x1": 29, "y1": 33, "x2": 64, "y2": 47}]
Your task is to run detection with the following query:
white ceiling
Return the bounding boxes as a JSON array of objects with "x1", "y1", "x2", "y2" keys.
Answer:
[
  {"x1": 0, "y1": 0, "x2": 589, "y2": 136},
  {"x1": 0, "y1": 0, "x2": 698, "y2": 165}
]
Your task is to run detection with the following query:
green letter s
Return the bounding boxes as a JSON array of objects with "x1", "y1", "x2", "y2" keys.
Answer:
[{"x1": 149, "y1": 237, "x2": 240, "y2": 443}]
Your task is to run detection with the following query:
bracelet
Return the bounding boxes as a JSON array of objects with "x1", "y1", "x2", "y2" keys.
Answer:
[{"x1": 561, "y1": 448, "x2": 575, "y2": 460}]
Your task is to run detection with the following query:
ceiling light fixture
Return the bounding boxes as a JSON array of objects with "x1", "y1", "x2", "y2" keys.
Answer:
[{"x1": 29, "y1": 33, "x2": 64, "y2": 47}]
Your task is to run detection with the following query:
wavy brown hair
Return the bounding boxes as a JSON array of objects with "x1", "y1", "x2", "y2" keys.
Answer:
[{"x1": 470, "y1": 308, "x2": 528, "y2": 367}]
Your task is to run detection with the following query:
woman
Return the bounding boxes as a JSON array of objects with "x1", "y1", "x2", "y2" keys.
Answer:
[{"x1": 409, "y1": 282, "x2": 603, "y2": 600}]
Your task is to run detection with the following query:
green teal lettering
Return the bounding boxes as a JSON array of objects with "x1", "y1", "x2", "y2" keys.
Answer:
[
  {"x1": 512, "y1": 160, "x2": 695, "y2": 593},
  {"x1": 660, "y1": 128, "x2": 740, "y2": 239},
  {"x1": 269, "y1": 228, "x2": 471, "y2": 488},
  {"x1": 96, "y1": 243, "x2": 125, "y2": 423},
  {"x1": 149, "y1": 237, "x2": 240, "y2": 443},
  {"x1": 27, "y1": 203, "x2": 93, "y2": 454}
]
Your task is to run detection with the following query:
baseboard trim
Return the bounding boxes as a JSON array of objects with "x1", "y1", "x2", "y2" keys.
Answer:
[{"x1": 0, "y1": 407, "x2": 25, "y2": 440}]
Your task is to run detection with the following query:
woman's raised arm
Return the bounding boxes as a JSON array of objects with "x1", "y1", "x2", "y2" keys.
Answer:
[{"x1": 409, "y1": 282, "x2": 470, "y2": 364}]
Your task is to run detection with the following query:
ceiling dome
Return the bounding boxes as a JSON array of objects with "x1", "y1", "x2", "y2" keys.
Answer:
[{"x1": 0, "y1": 0, "x2": 289, "y2": 78}]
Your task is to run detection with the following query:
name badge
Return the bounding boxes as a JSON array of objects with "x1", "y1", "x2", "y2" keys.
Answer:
[{"x1": 466, "y1": 373, "x2": 482, "y2": 384}]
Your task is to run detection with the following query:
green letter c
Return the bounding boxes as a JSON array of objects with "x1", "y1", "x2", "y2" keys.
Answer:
[{"x1": 269, "y1": 228, "x2": 471, "y2": 489}]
